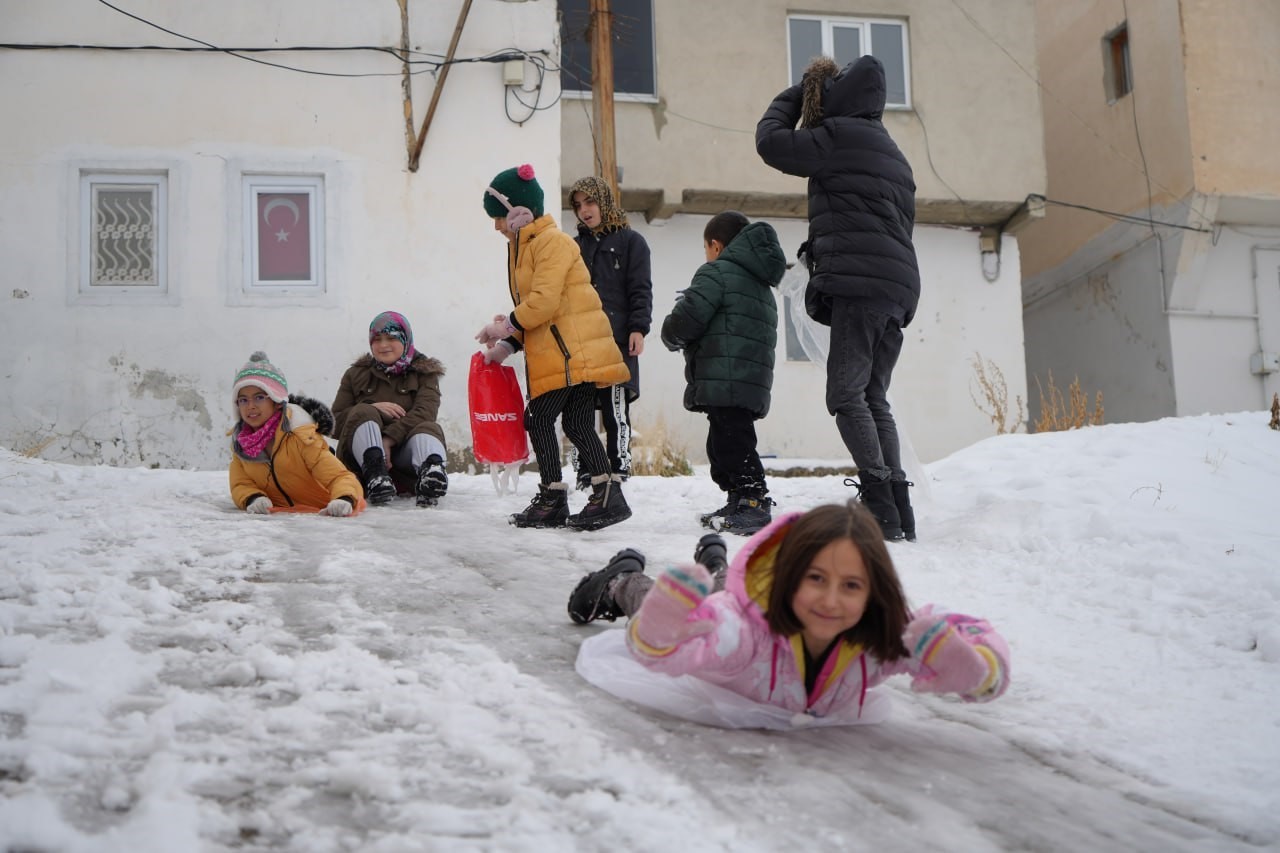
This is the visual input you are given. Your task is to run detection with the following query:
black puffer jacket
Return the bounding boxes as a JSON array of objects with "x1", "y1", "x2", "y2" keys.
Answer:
[
  {"x1": 755, "y1": 55, "x2": 920, "y2": 327},
  {"x1": 575, "y1": 224, "x2": 653, "y2": 400},
  {"x1": 660, "y1": 222, "x2": 786, "y2": 418}
]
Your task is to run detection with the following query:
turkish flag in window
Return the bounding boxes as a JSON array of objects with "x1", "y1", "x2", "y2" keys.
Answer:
[{"x1": 257, "y1": 192, "x2": 311, "y2": 281}]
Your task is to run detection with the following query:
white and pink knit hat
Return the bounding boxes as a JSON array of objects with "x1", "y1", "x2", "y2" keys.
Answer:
[{"x1": 232, "y1": 351, "x2": 289, "y2": 406}]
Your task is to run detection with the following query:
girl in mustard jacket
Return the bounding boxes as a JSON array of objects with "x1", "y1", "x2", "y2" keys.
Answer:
[
  {"x1": 228, "y1": 351, "x2": 363, "y2": 516},
  {"x1": 476, "y1": 164, "x2": 631, "y2": 532}
]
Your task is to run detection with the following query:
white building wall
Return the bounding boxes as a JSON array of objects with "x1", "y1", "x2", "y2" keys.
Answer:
[
  {"x1": 579, "y1": 214, "x2": 1026, "y2": 466},
  {"x1": 0, "y1": 0, "x2": 560, "y2": 469}
]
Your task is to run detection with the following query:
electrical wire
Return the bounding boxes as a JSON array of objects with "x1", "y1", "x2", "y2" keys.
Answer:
[{"x1": 1030, "y1": 194, "x2": 1212, "y2": 233}]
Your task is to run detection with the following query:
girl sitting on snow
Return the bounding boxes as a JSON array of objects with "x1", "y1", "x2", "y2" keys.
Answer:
[
  {"x1": 568, "y1": 500, "x2": 1008, "y2": 727},
  {"x1": 229, "y1": 351, "x2": 363, "y2": 516}
]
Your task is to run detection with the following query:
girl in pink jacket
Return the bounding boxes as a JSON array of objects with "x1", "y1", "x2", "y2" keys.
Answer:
[{"x1": 568, "y1": 501, "x2": 1008, "y2": 723}]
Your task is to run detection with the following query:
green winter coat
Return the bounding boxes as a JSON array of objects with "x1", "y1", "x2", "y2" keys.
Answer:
[{"x1": 660, "y1": 222, "x2": 786, "y2": 418}]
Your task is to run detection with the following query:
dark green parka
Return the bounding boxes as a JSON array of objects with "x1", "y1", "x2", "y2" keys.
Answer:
[{"x1": 660, "y1": 221, "x2": 786, "y2": 418}]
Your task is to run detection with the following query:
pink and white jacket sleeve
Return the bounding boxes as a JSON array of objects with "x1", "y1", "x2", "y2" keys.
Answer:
[{"x1": 901, "y1": 604, "x2": 1011, "y2": 702}]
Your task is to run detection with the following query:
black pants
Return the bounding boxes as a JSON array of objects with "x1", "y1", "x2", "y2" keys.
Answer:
[
  {"x1": 826, "y1": 300, "x2": 905, "y2": 481},
  {"x1": 704, "y1": 406, "x2": 767, "y2": 494},
  {"x1": 526, "y1": 383, "x2": 610, "y2": 486}
]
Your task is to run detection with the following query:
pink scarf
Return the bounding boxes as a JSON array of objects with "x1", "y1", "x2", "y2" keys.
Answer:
[{"x1": 236, "y1": 408, "x2": 284, "y2": 458}]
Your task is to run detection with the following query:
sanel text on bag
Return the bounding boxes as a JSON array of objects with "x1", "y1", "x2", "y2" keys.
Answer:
[{"x1": 468, "y1": 351, "x2": 528, "y2": 465}]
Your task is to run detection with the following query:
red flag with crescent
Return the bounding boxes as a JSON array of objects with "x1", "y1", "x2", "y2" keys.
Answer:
[{"x1": 257, "y1": 193, "x2": 311, "y2": 281}]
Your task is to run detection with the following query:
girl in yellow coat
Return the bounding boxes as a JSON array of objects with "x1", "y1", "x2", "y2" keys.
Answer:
[
  {"x1": 228, "y1": 351, "x2": 363, "y2": 516},
  {"x1": 477, "y1": 164, "x2": 631, "y2": 532}
]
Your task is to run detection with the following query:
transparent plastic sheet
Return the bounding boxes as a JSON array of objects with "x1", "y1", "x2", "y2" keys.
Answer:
[
  {"x1": 778, "y1": 265, "x2": 930, "y2": 498},
  {"x1": 574, "y1": 629, "x2": 892, "y2": 730}
]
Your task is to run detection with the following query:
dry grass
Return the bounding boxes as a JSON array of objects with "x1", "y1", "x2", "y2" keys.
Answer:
[
  {"x1": 1033, "y1": 371, "x2": 1104, "y2": 433},
  {"x1": 1270, "y1": 393, "x2": 1279, "y2": 430},
  {"x1": 629, "y1": 417, "x2": 693, "y2": 477},
  {"x1": 969, "y1": 353, "x2": 1024, "y2": 435}
]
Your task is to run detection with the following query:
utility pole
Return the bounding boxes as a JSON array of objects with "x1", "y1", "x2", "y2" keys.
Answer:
[{"x1": 589, "y1": 0, "x2": 620, "y2": 202}]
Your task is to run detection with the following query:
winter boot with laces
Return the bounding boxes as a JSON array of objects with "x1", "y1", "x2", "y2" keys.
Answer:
[
  {"x1": 509, "y1": 482, "x2": 570, "y2": 528},
  {"x1": 566, "y1": 475, "x2": 632, "y2": 531},
  {"x1": 891, "y1": 479, "x2": 916, "y2": 542},
  {"x1": 712, "y1": 490, "x2": 774, "y2": 536},
  {"x1": 699, "y1": 490, "x2": 740, "y2": 528},
  {"x1": 415, "y1": 454, "x2": 448, "y2": 507},
  {"x1": 846, "y1": 473, "x2": 905, "y2": 541},
  {"x1": 567, "y1": 548, "x2": 646, "y2": 624},
  {"x1": 361, "y1": 447, "x2": 398, "y2": 506}
]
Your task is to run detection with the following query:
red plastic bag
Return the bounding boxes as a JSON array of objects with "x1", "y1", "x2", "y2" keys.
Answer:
[{"x1": 468, "y1": 351, "x2": 528, "y2": 465}]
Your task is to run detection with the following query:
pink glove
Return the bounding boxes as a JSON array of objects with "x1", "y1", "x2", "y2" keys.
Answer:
[
  {"x1": 629, "y1": 564, "x2": 714, "y2": 657},
  {"x1": 475, "y1": 313, "x2": 516, "y2": 346},
  {"x1": 905, "y1": 608, "x2": 1009, "y2": 702},
  {"x1": 483, "y1": 339, "x2": 515, "y2": 365}
]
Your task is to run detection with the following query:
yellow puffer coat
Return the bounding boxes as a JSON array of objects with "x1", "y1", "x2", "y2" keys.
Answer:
[
  {"x1": 229, "y1": 404, "x2": 363, "y2": 510},
  {"x1": 506, "y1": 214, "x2": 629, "y2": 399}
]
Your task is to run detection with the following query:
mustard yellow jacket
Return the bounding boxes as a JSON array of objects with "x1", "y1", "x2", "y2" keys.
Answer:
[
  {"x1": 505, "y1": 215, "x2": 628, "y2": 398},
  {"x1": 229, "y1": 404, "x2": 363, "y2": 510}
]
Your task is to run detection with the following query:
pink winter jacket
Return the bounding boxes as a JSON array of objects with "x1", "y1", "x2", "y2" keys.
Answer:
[{"x1": 626, "y1": 512, "x2": 1010, "y2": 720}]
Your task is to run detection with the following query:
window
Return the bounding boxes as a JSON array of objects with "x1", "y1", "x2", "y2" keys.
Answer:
[
  {"x1": 79, "y1": 172, "x2": 167, "y2": 296},
  {"x1": 558, "y1": 0, "x2": 655, "y2": 98},
  {"x1": 1104, "y1": 24, "x2": 1132, "y2": 102},
  {"x1": 242, "y1": 175, "x2": 325, "y2": 295},
  {"x1": 787, "y1": 15, "x2": 910, "y2": 108}
]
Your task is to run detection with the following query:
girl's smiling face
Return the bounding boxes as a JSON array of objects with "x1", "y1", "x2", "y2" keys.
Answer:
[
  {"x1": 236, "y1": 385, "x2": 279, "y2": 429},
  {"x1": 790, "y1": 537, "x2": 870, "y2": 656},
  {"x1": 370, "y1": 333, "x2": 406, "y2": 365}
]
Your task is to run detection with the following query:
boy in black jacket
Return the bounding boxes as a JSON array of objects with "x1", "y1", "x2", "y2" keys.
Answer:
[
  {"x1": 662, "y1": 211, "x2": 786, "y2": 535},
  {"x1": 755, "y1": 54, "x2": 920, "y2": 542}
]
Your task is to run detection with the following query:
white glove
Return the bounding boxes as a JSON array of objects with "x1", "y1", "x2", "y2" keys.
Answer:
[
  {"x1": 475, "y1": 313, "x2": 516, "y2": 346},
  {"x1": 323, "y1": 498, "x2": 354, "y2": 517},
  {"x1": 246, "y1": 495, "x2": 272, "y2": 514},
  {"x1": 483, "y1": 339, "x2": 515, "y2": 365}
]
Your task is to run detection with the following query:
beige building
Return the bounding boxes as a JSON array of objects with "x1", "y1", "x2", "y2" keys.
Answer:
[
  {"x1": 1019, "y1": 0, "x2": 1280, "y2": 424},
  {"x1": 558, "y1": 0, "x2": 1047, "y2": 464}
]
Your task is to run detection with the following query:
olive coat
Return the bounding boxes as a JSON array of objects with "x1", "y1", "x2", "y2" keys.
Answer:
[{"x1": 331, "y1": 353, "x2": 447, "y2": 471}]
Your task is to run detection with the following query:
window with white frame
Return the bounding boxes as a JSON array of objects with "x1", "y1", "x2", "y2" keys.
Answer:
[
  {"x1": 787, "y1": 15, "x2": 910, "y2": 108},
  {"x1": 242, "y1": 175, "x2": 325, "y2": 294},
  {"x1": 558, "y1": 0, "x2": 655, "y2": 98},
  {"x1": 80, "y1": 172, "x2": 167, "y2": 294}
]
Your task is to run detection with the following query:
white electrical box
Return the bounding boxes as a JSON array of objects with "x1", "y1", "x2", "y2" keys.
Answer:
[
  {"x1": 503, "y1": 59, "x2": 525, "y2": 87},
  {"x1": 1250, "y1": 351, "x2": 1279, "y2": 375}
]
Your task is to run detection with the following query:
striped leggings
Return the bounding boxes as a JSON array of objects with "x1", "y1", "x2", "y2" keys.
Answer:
[{"x1": 526, "y1": 383, "x2": 610, "y2": 486}]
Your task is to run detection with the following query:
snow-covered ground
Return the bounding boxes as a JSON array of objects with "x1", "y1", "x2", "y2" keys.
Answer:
[{"x1": 1, "y1": 411, "x2": 1277, "y2": 852}]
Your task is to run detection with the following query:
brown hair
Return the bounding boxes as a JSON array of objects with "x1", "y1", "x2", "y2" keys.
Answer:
[
  {"x1": 703, "y1": 210, "x2": 749, "y2": 248},
  {"x1": 765, "y1": 501, "x2": 910, "y2": 661}
]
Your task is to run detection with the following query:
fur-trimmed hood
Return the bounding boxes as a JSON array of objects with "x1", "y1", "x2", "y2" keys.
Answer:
[
  {"x1": 800, "y1": 54, "x2": 886, "y2": 127},
  {"x1": 348, "y1": 352, "x2": 446, "y2": 378}
]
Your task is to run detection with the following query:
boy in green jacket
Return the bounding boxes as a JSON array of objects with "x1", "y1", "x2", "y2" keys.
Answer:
[{"x1": 661, "y1": 211, "x2": 787, "y2": 535}]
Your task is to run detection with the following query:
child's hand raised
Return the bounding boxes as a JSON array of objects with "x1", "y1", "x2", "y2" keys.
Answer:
[
  {"x1": 630, "y1": 564, "x2": 715, "y2": 656},
  {"x1": 904, "y1": 608, "x2": 1009, "y2": 702}
]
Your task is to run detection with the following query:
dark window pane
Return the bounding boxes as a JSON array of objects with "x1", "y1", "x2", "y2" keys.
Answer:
[
  {"x1": 871, "y1": 23, "x2": 906, "y2": 104},
  {"x1": 788, "y1": 18, "x2": 822, "y2": 84},
  {"x1": 559, "y1": 0, "x2": 654, "y2": 95},
  {"x1": 832, "y1": 24, "x2": 862, "y2": 67}
]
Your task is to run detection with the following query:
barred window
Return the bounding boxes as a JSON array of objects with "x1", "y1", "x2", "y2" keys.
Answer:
[{"x1": 81, "y1": 173, "x2": 167, "y2": 293}]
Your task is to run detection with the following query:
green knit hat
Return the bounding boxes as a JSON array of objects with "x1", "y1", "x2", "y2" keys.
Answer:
[{"x1": 483, "y1": 164, "x2": 545, "y2": 219}]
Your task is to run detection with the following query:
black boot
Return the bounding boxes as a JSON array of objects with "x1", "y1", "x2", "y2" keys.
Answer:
[
  {"x1": 509, "y1": 483, "x2": 570, "y2": 528},
  {"x1": 567, "y1": 548, "x2": 645, "y2": 624},
  {"x1": 361, "y1": 447, "x2": 398, "y2": 505},
  {"x1": 567, "y1": 476, "x2": 632, "y2": 531},
  {"x1": 847, "y1": 474, "x2": 905, "y2": 541},
  {"x1": 713, "y1": 490, "x2": 773, "y2": 537},
  {"x1": 892, "y1": 480, "x2": 916, "y2": 542},
  {"x1": 699, "y1": 490, "x2": 739, "y2": 528},
  {"x1": 693, "y1": 532, "x2": 728, "y2": 577},
  {"x1": 415, "y1": 454, "x2": 448, "y2": 507}
]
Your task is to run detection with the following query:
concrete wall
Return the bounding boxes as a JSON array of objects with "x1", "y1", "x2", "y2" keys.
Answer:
[
  {"x1": 562, "y1": 0, "x2": 1045, "y2": 218},
  {"x1": 0, "y1": 0, "x2": 561, "y2": 468},
  {"x1": 588, "y1": 214, "x2": 1027, "y2": 465}
]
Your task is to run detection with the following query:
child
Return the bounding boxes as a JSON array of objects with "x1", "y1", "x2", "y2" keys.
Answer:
[
  {"x1": 477, "y1": 163, "x2": 632, "y2": 531},
  {"x1": 661, "y1": 211, "x2": 786, "y2": 535},
  {"x1": 229, "y1": 351, "x2": 363, "y2": 516},
  {"x1": 567, "y1": 175, "x2": 653, "y2": 489},
  {"x1": 567, "y1": 501, "x2": 1009, "y2": 725},
  {"x1": 331, "y1": 311, "x2": 449, "y2": 507},
  {"x1": 756, "y1": 55, "x2": 920, "y2": 541}
]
